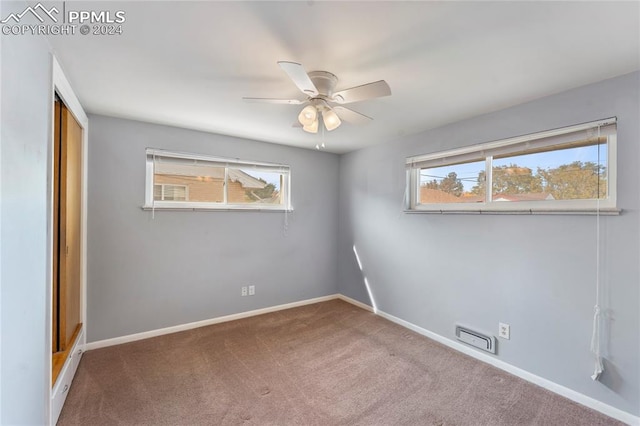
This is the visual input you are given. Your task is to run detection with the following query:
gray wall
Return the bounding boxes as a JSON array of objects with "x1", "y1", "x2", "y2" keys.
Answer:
[
  {"x1": 87, "y1": 116, "x2": 340, "y2": 342},
  {"x1": 337, "y1": 72, "x2": 640, "y2": 416},
  {"x1": 0, "y1": 1, "x2": 52, "y2": 424}
]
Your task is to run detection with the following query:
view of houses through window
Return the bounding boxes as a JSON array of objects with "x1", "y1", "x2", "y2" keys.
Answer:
[
  {"x1": 407, "y1": 118, "x2": 616, "y2": 211},
  {"x1": 145, "y1": 149, "x2": 290, "y2": 210},
  {"x1": 419, "y1": 142, "x2": 607, "y2": 204},
  {"x1": 154, "y1": 184, "x2": 188, "y2": 201}
]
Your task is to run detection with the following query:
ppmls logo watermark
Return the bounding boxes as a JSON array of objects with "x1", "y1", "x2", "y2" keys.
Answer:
[{"x1": 1, "y1": 2, "x2": 126, "y2": 36}]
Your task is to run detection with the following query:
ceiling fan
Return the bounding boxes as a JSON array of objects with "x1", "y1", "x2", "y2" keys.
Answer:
[{"x1": 243, "y1": 61, "x2": 391, "y2": 134}]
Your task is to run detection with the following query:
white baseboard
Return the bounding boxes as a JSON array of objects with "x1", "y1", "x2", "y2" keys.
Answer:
[
  {"x1": 375, "y1": 309, "x2": 639, "y2": 426},
  {"x1": 336, "y1": 294, "x2": 374, "y2": 312},
  {"x1": 85, "y1": 294, "x2": 340, "y2": 351},
  {"x1": 83, "y1": 293, "x2": 637, "y2": 425}
]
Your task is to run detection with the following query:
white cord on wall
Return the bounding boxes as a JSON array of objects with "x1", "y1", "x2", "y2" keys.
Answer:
[
  {"x1": 590, "y1": 126, "x2": 603, "y2": 381},
  {"x1": 152, "y1": 153, "x2": 156, "y2": 220},
  {"x1": 283, "y1": 208, "x2": 289, "y2": 237}
]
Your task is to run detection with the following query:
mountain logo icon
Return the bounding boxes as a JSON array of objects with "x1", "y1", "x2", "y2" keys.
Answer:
[{"x1": 1, "y1": 3, "x2": 59, "y2": 24}]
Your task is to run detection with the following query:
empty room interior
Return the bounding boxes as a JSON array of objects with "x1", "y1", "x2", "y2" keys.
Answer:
[{"x1": 2, "y1": 1, "x2": 640, "y2": 425}]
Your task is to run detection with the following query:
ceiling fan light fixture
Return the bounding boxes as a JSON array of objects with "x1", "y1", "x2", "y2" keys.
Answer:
[
  {"x1": 322, "y1": 108, "x2": 341, "y2": 131},
  {"x1": 298, "y1": 105, "x2": 317, "y2": 126},
  {"x1": 303, "y1": 118, "x2": 318, "y2": 133},
  {"x1": 245, "y1": 61, "x2": 390, "y2": 138}
]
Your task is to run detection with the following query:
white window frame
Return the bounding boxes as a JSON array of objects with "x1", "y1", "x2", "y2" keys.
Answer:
[
  {"x1": 143, "y1": 148, "x2": 292, "y2": 212},
  {"x1": 406, "y1": 118, "x2": 619, "y2": 215}
]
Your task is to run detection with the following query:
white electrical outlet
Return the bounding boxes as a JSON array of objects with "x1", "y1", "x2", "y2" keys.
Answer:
[
  {"x1": 499, "y1": 322, "x2": 510, "y2": 340},
  {"x1": 241, "y1": 286, "x2": 248, "y2": 296},
  {"x1": 248, "y1": 285, "x2": 255, "y2": 296}
]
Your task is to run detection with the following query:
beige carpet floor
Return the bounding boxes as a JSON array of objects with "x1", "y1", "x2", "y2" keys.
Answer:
[{"x1": 58, "y1": 299, "x2": 623, "y2": 425}]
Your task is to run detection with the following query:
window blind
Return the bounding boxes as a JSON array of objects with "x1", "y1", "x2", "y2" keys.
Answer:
[{"x1": 406, "y1": 118, "x2": 616, "y2": 170}]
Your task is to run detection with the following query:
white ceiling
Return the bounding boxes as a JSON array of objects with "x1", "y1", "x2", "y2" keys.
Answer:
[{"x1": 48, "y1": 1, "x2": 640, "y2": 154}]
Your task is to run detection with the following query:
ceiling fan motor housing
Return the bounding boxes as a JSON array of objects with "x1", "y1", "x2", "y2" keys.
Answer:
[{"x1": 308, "y1": 71, "x2": 338, "y2": 98}]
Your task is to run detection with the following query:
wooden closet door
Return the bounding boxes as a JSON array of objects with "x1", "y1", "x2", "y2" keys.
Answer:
[
  {"x1": 59, "y1": 104, "x2": 82, "y2": 350},
  {"x1": 52, "y1": 100, "x2": 61, "y2": 353}
]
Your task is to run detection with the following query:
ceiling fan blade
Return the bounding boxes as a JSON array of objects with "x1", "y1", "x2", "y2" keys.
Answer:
[
  {"x1": 292, "y1": 121, "x2": 302, "y2": 128},
  {"x1": 332, "y1": 80, "x2": 391, "y2": 104},
  {"x1": 242, "y1": 97, "x2": 304, "y2": 105},
  {"x1": 332, "y1": 106, "x2": 373, "y2": 125},
  {"x1": 277, "y1": 61, "x2": 319, "y2": 97}
]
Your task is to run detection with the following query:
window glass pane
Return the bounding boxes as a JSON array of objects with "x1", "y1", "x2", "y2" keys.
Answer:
[
  {"x1": 419, "y1": 160, "x2": 486, "y2": 204},
  {"x1": 163, "y1": 185, "x2": 187, "y2": 201},
  {"x1": 230, "y1": 169, "x2": 283, "y2": 205},
  {"x1": 492, "y1": 143, "x2": 606, "y2": 202},
  {"x1": 154, "y1": 162, "x2": 225, "y2": 203},
  {"x1": 153, "y1": 184, "x2": 187, "y2": 201},
  {"x1": 146, "y1": 150, "x2": 291, "y2": 210}
]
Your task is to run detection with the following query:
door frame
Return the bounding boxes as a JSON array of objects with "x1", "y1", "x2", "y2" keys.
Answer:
[{"x1": 47, "y1": 57, "x2": 88, "y2": 425}]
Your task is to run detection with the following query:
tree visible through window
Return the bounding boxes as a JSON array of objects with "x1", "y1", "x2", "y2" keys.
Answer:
[{"x1": 408, "y1": 118, "x2": 616, "y2": 212}]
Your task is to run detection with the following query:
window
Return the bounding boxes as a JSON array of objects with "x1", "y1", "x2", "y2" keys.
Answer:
[
  {"x1": 144, "y1": 149, "x2": 291, "y2": 211},
  {"x1": 406, "y1": 118, "x2": 617, "y2": 213},
  {"x1": 154, "y1": 184, "x2": 188, "y2": 201}
]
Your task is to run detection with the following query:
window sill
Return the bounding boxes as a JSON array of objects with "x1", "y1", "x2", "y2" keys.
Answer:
[
  {"x1": 404, "y1": 208, "x2": 621, "y2": 216},
  {"x1": 142, "y1": 205, "x2": 293, "y2": 213}
]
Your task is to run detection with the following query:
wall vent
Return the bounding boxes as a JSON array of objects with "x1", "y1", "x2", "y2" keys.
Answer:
[{"x1": 455, "y1": 325, "x2": 496, "y2": 354}]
